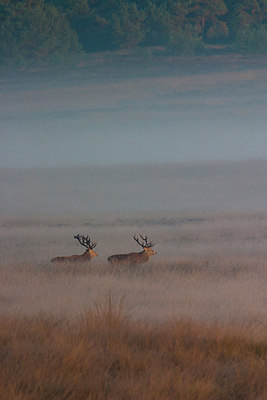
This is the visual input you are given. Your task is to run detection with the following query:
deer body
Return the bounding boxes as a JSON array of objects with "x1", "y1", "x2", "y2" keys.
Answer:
[
  {"x1": 51, "y1": 250, "x2": 97, "y2": 264},
  {"x1": 107, "y1": 250, "x2": 150, "y2": 266},
  {"x1": 107, "y1": 235, "x2": 156, "y2": 266},
  {"x1": 51, "y1": 235, "x2": 98, "y2": 264}
]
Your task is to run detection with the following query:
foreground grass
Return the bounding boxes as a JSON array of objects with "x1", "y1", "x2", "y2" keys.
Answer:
[{"x1": 0, "y1": 299, "x2": 266, "y2": 400}]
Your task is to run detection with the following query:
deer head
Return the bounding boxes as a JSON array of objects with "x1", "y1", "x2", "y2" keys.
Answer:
[
  {"x1": 74, "y1": 234, "x2": 98, "y2": 258},
  {"x1": 133, "y1": 234, "x2": 156, "y2": 256}
]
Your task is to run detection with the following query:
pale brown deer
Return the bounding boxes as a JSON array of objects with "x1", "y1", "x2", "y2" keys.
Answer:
[
  {"x1": 51, "y1": 234, "x2": 98, "y2": 263},
  {"x1": 107, "y1": 234, "x2": 156, "y2": 266}
]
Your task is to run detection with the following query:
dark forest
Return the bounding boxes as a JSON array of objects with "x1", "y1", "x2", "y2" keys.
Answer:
[{"x1": 0, "y1": 0, "x2": 266, "y2": 67}]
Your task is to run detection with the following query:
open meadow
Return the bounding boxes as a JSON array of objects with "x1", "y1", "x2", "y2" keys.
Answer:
[
  {"x1": 0, "y1": 208, "x2": 267, "y2": 399},
  {"x1": 1, "y1": 55, "x2": 267, "y2": 399},
  {"x1": 1, "y1": 206, "x2": 267, "y2": 327}
]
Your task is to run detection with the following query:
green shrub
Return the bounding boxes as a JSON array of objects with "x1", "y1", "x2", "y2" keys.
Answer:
[
  {"x1": 168, "y1": 26, "x2": 204, "y2": 56},
  {"x1": 142, "y1": 1, "x2": 171, "y2": 46},
  {"x1": 112, "y1": 2, "x2": 147, "y2": 48},
  {"x1": 0, "y1": 0, "x2": 82, "y2": 67},
  {"x1": 233, "y1": 25, "x2": 267, "y2": 54}
]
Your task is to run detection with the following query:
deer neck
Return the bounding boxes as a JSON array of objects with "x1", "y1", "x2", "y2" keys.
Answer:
[
  {"x1": 139, "y1": 250, "x2": 149, "y2": 260},
  {"x1": 80, "y1": 250, "x2": 91, "y2": 259}
]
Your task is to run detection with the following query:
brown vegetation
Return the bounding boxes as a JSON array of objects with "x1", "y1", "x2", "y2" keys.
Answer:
[
  {"x1": 0, "y1": 298, "x2": 266, "y2": 400},
  {"x1": 0, "y1": 212, "x2": 266, "y2": 399}
]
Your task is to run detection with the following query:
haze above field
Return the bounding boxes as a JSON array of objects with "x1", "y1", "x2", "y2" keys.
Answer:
[
  {"x1": 1, "y1": 159, "x2": 267, "y2": 215},
  {"x1": 1, "y1": 55, "x2": 267, "y2": 168}
]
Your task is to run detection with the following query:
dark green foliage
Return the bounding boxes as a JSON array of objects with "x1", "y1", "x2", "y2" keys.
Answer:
[
  {"x1": 63, "y1": 0, "x2": 114, "y2": 52},
  {"x1": 233, "y1": 25, "x2": 267, "y2": 53},
  {"x1": 226, "y1": 0, "x2": 267, "y2": 40},
  {"x1": 185, "y1": 0, "x2": 228, "y2": 42},
  {"x1": 205, "y1": 20, "x2": 228, "y2": 42},
  {"x1": 0, "y1": 0, "x2": 82, "y2": 67},
  {"x1": 168, "y1": 25, "x2": 204, "y2": 55},
  {"x1": 112, "y1": 2, "x2": 147, "y2": 48},
  {"x1": 142, "y1": 1, "x2": 171, "y2": 46},
  {"x1": 0, "y1": 0, "x2": 266, "y2": 67}
]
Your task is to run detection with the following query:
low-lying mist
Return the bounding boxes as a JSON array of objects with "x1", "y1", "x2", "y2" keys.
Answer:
[
  {"x1": 1, "y1": 55, "x2": 266, "y2": 168},
  {"x1": 1, "y1": 159, "x2": 267, "y2": 215}
]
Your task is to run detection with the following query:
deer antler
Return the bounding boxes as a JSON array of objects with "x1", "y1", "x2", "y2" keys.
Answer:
[
  {"x1": 74, "y1": 234, "x2": 97, "y2": 250},
  {"x1": 133, "y1": 234, "x2": 155, "y2": 248}
]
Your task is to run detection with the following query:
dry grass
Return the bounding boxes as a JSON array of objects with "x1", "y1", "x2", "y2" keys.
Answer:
[
  {"x1": 0, "y1": 212, "x2": 266, "y2": 399},
  {"x1": 0, "y1": 296, "x2": 266, "y2": 400}
]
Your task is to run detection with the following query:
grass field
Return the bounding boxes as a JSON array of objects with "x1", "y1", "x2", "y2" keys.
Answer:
[
  {"x1": 1, "y1": 202, "x2": 267, "y2": 399},
  {"x1": 1, "y1": 210, "x2": 266, "y2": 325},
  {"x1": 0, "y1": 300, "x2": 266, "y2": 400},
  {"x1": 0, "y1": 210, "x2": 267, "y2": 399}
]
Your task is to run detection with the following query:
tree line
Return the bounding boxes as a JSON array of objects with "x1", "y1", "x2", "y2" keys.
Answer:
[{"x1": 0, "y1": 0, "x2": 266, "y2": 67}]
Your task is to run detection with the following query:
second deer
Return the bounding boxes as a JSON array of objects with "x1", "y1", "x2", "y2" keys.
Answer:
[{"x1": 107, "y1": 234, "x2": 156, "y2": 266}]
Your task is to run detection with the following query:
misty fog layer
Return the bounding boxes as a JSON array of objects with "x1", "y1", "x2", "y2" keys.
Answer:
[
  {"x1": 1, "y1": 56, "x2": 266, "y2": 168},
  {"x1": 1, "y1": 160, "x2": 267, "y2": 215}
]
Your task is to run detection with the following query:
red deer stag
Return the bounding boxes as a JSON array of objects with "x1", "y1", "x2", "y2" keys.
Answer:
[
  {"x1": 51, "y1": 234, "x2": 98, "y2": 263},
  {"x1": 107, "y1": 234, "x2": 156, "y2": 266}
]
